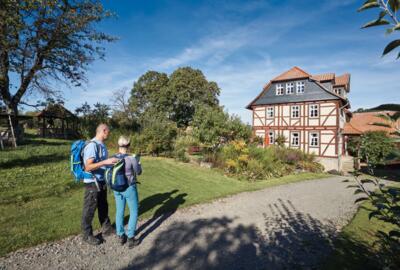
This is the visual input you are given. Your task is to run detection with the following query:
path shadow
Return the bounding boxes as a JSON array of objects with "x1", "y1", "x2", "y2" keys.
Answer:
[
  {"x1": 122, "y1": 199, "x2": 346, "y2": 270},
  {"x1": 0, "y1": 153, "x2": 67, "y2": 169},
  {"x1": 360, "y1": 164, "x2": 400, "y2": 182},
  {"x1": 135, "y1": 193, "x2": 187, "y2": 243},
  {"x1": 139, "y1": 189, "x2": 179, "y2": 217},
  {"x1": 121, "y1": 190, "x2": 180, "y2": 226}
]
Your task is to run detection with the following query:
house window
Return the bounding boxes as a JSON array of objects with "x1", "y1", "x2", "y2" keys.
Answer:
[
  {"x1": 309, "y1": 104, "x2": 319, "y2": 118},
  {"x1": 266, "y1": 107, "x2": 274, "y2": 118},
  {"x1": 291, "y1": 132, "x2": 300, "y2": 147},
  {"x1": 268, "y1": 131, "x2": 275, "y2": 144},
  {"x1": 276, "y1": 84, "x2": 284, "y2": 95},
  {"x1": 286, "y1": 82, "x2": 294, "y2": 94},
  {"x1": 310, "y1": 132, "x2": 319, "y2": 147},
  {"x1": 291, "y1": 105, "x2": 300, "y2": 118},
  {"x1": 296, "y1": 81, "x2": 305, "y2": 93},
  {"x1": 334, "y1": 88, "x2": 342, "y2": 95}
]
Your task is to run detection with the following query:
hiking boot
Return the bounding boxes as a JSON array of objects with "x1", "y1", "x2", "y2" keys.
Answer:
[
  {"x1": 102, "y1": 224, "x2": 115, "y2": 236},
  {"x1": 82, "y1": 234, "x2": 101, "y2": 246},
  {"x1": 117, "y1": 234, "x2": 127, "y2": 245},
  {"x1": 127, "y1": 237, "x2": 140, "y2": 249}
]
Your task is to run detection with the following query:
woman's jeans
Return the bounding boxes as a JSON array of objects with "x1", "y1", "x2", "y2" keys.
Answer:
[{"x1": 113, "y1": 185, "x2": 138, "y2": 238}]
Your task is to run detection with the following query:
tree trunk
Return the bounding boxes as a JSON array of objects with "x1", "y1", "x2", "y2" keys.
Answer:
[{"x1": 6, "y1": 103, "x2": 23, "y2": 143}]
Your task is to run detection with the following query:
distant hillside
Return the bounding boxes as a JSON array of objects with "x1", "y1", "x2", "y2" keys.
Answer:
[{"x1": 354, "y1": 104, "x2": 400, "y2": 113}]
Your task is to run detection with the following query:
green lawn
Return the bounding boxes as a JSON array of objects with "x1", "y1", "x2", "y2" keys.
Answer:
[
  {"x1": 323, "y1": 187, "x2": 400, "y2": 269},
  {"x1": 0, "y1": 137, "x2": 327, "y2": 256}
]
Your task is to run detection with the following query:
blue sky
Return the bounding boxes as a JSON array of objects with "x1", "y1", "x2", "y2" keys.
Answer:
[{"x1": 51, "y1": 0, "x2": 399, "y2": 123}]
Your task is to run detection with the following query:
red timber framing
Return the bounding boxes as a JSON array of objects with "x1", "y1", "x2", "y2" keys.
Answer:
[{"x1": 251, "y1": 100, "x2": 340, "y2": 158}]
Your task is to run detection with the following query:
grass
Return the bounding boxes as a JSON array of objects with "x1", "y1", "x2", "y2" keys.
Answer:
[
  {"x1": 323, "y1": 184, "x2": 400, "y2": 269},
  {"x1": 0, "y1": 137, "x2": 328, "y2": 257}
]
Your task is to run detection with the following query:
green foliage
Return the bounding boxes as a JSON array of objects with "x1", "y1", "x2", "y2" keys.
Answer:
[
  {"x1": 358, "y1": 0, "x2": 400, "y2": 58},
  {"x1": 75, "y1": 102, "x2": 111, "y2": 139},
  {"x1": 129, "y1": 67, "x2": 220, "y2": 128},
  {"x1": 360, "y1": 131, "x2": 394, "y2": 166},
  {"x1": 217, "y1": 140, "x2": 322, "y2": 181},
  {"x1": 0, "y1": 0, "x2": 115, "y2": 133},
  {"x1": 345, "y1": 171, "x2": 400, "y2": 269},
  {"x1": 133, "y1": 112, "x2": 178, "y2": 156},
  {"x1": 347, "y1": 136, "x2": 362, "y2": 157},
  {"x1": 173, "y1": 134, "x2": 199, "y2": 163},
  {"x1": 275, "y1": 134, "x2": 287, "y2": 147},
  {"x1": 191, "y1": 106, "x2": 251, "y2": 151}
]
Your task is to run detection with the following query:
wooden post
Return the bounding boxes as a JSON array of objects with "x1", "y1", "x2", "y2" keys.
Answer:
[
  {"x1": 42, "y1": 117, "x2": 45, "y2": 137},
  {"x1": 8, "y1": 113, "x2": 17, "y2": 148},
  {"x1": 62, "y1": 118, "x2": 65, "y2": 139}
]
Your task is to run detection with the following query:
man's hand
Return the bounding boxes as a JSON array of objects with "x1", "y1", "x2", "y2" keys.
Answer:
[{"x1": 103, "y1": 157, "x2": 118, "y2": 165}]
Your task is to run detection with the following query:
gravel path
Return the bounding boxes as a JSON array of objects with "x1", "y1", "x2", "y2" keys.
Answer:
[{"x1": 0, "y1": 176, "x2": 359, "y2": 270}]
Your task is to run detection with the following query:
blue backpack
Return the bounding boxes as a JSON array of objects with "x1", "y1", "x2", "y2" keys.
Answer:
[
  {"x1": 70, "y1": 140, "x2": 101, "y2": 182},
  {"x1": 104, "y1": 154, "x2": 129, "y2": 192}
]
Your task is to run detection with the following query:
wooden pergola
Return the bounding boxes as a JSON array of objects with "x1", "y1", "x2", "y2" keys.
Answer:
[{"x1": 36, "y1": 104, "x2": 79, "y2": 139}]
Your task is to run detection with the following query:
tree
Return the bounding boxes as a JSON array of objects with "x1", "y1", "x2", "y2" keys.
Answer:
[
  {"x1": 129, "y1": 67, "x2": 220, "y2": 128},
  {"x1": 129, "y1": 71, "x2": 169, "y2": 119},
  {"x1": 191, "y1": 106, "x2": 228, "y2": 150},
  {"x1": 166, "y1": 67, "x2": 220, "y2": 127},
  {"x1": 110, "y1": 87, "x2": 138, "y2": 130},
  {"x1": 134, "y1": 110, "x2": 178, "y2": 156},
  {"x1": 191, "y1": 106, "x2": 251, "y2": 151},
  {"x1": 0, "y1": 0, "x2": 114, "y2": 139},
  {"x1": 360, "y1": 131, "x2": 394, "y2": 166},
  {"x1": 358, "y1": 0, "x2": 400, "y2": 58},
  {"x1": 75, "y1": 102, "x2": 110, "y2": 138}
]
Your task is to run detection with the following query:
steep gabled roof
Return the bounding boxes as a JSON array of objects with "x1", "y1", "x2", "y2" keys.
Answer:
[
  {"x1": 271, "y1": 66, "x2": 310, "y2": 82},
  {"x1": 334, "y1": 73, "x2": 350, "y2": 91},
  {"x1": 246, "y1": 67, "x2": 348, "y2": 109}
]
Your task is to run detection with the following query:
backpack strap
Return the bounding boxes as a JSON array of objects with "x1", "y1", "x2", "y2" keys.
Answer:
[{"x1": 85, "y1": 140, "x2": 102, "y2": 161}]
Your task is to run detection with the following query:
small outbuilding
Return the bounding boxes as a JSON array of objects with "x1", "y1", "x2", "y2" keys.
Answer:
[{"x1": 36, "y1": 104, "x2": 79, "y2": 139}]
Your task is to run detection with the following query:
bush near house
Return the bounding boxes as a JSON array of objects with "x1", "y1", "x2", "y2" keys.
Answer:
[{"x1": 216, "y1": 140, "x2": 323, "y2": 181}]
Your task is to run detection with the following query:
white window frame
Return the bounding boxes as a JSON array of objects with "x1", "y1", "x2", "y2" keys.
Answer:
[
  {"x1": 276, "y1": 84, "x2": 284, "y2": 95},
  {"x1": 291, "y1": 132, "x2": 300, "y2": 147},
  {"x1": 266, "y1": 107, "x2": 274, "y2": 118},
  {"x1": 291, "y1": 105, "x2": 300, "y2": 118},
  {"x1": 268, "y1": 131, "x2": 275, "y2": 144},
  {"x1": 286, "y1": 82, "x2": 294, "y2": 94},
  {"x1": 310, "y1": 132, "x2": 319, "y2": 147},
  {"x1": 334, "y1": 88, "x2": 342, "y2": 96},
  {"x1": 309, "y1": 104, "x2": 319, "y2": 118},
  {"x1": 296, "y1": 81, "x2": 305, "y2": 94}
]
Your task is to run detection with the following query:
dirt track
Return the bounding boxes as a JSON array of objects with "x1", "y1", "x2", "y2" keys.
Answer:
[{"x1": 0, "y1": 176, "x2": 359, "y2": 270}]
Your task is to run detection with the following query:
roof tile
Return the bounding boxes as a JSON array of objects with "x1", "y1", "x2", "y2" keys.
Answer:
[
  {"x1": 271, "y1": 66, "x2": 310, "y2": 82},
  {"x1": 343, "y1": 111, "x2": 399, "y2": 135}
]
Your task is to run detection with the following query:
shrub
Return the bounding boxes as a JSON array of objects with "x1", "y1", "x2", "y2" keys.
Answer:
[
  {"x1": 360, "y1": 131, "x2": 394, "y2": 166},
  {"x1": 173, "y1": 134, "x2": 199, "y2": 163},
  {"x1": 216, "y1": 140, "x2": 321, "y2": 181},
  {"x1": 275, "y1": 134, "x2": 286, "y2": 147}
]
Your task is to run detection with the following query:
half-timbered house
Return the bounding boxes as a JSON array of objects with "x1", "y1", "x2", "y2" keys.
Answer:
[{"x1": 246, "y1": 66, "x2": 351, "y2": 171}]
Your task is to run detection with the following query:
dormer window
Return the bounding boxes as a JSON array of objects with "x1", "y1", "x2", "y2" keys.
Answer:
[
  {"x1": 286, "y1": 82, "x2": 294, "y2": 94},
  {"x1": 276, "y1": 84, "x2": 284, "y2": 95},
  {"x1": 334, "y1": 88, "x2": 342, "y2": 96},
  {"x1": 296, "y1": 81, "x2": 305, "y2": 94}
]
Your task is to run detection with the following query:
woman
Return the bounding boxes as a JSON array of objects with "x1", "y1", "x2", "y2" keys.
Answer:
[{"x1": 113, "y1": 135, "x2": 142, "y2": 248}]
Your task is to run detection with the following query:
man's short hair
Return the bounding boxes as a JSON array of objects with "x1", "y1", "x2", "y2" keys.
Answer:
[{"x1": 96, "y1": 124, "x2": 109, "y2": 135}]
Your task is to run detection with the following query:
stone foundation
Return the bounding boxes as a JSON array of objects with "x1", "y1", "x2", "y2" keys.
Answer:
[{"x1": 315, "y1": 157, "x2": 342, "y2": 172}]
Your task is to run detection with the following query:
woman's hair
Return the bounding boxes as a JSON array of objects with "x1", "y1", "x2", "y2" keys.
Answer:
[{"x1": 118, "y1": 135, "x2": 131, "y2": 148}]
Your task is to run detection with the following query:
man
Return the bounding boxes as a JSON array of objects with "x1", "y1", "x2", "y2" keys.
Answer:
[{"x1": 82, "y1": 123, "x2": 118, "y2": 245}]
